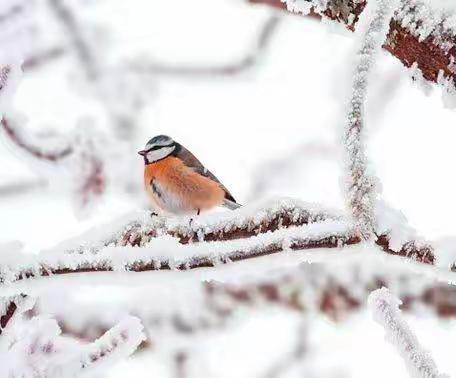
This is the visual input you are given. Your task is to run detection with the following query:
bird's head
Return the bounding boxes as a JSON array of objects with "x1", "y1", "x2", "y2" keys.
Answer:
[{"x1": 138, "y1": 135, "x2": 177, "y2": 164}]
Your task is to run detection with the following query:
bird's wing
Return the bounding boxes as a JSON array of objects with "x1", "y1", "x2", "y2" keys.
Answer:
[{"x1": 175, "y1": 144, "x2": 237, "y2": 203}]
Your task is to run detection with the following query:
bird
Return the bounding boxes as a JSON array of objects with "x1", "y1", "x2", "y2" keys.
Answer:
[{"x1": 138, "y1": 135, "x2": 240, "y2": 216}]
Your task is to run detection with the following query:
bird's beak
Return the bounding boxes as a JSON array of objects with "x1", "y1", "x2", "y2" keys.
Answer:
[{"x1": 138, "y1": 150, "x2": 147, "y2": 157}]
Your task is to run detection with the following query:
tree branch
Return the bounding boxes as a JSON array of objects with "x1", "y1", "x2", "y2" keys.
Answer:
[{"x1": 250, "y1": 0, "x2": 456, "y2": 96}]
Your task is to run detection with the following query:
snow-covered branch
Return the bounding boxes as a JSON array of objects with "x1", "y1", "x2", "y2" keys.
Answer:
[
  {"x1": 0, "y1": 199, "x2": 454, "y2": 293},
  {"x1": 343, "y1": 0, "x2": 398, "y2": 239},
  {"x1": 369, "y1": 288, "x2": 449, "y2": 378}
]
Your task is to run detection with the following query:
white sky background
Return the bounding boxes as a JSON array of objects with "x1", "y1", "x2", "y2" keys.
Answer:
[{"x1": 1, "y1": 0, "x2": 456, "y2": 377}]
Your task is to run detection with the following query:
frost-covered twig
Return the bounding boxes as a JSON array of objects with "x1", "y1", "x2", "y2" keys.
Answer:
[
  {"x1": 343, "y1": 0, "x2": 398, "y2": 239},
  {"x1": 133, "y1": 13, "x2": 281, "y2": 77},
  {"x1": 368, "y1": 288, "x2": 449, "y2": 378}
]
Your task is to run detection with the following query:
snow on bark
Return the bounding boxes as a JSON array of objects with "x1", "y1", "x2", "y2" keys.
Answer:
[
  {"x1": 343, "y1": 0, "x2": 399, "y2": 239},
  {"x1": 368, "y1": 288, "x2": 449, "y2": 378}
]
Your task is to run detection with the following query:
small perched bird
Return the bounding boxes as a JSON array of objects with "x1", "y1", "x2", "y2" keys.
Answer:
[{"x1": 138, "y1": 135, "x2": 240, "y2": 215}]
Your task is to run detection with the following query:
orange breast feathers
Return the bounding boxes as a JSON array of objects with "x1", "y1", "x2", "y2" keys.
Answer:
[{"x1": 144, "y1": 156, "x2": 226, "y2": 213}]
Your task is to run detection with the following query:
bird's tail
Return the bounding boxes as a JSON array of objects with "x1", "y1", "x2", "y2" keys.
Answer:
[{"x1": 223, "y1": 198, "x2": 242, "y2": 210}]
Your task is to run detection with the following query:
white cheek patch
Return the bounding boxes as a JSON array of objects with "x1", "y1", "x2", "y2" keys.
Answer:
[{"x1": 146, "y1": 146, "x2": 175, "y2": 163}]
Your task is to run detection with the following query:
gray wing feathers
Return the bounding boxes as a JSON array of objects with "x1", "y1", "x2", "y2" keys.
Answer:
[{"x1": 176, "y1": 145, "x2": 238, "y2": 204}]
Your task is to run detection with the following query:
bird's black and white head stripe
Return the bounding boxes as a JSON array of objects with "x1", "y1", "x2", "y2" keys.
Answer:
[{"x1": 139, "y1": 135, "x2": 178, "y2": 164}]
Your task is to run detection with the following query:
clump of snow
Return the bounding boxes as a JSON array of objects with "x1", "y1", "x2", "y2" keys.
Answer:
[
  {"x1": 368, "y1": 288, "x2": 449, "y2": 378},
  {"x1": 375, "y1": 200, "x2": 428, "y2": 253}
]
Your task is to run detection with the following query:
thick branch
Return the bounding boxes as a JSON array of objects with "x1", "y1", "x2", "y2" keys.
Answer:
[{"x1": 250, "y1": 0, "x2": 456, "y2": 92}]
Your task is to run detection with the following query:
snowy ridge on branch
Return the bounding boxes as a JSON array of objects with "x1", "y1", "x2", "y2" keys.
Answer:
[
  {"x1": 119, "y1": 198, "x2": 342, "y2": 246},
  {"x1": 369, "y1": 288, "x2": 449, "y2": 378},
  {"x1": 40, "y1": 198, "x2": 342, "y2": 255},
  {"x1": 0, "y1": 218, "x2": 357, "y2": 287},
  {"x1": 343, "y1": 0, "x2": 399, "y2": 239}
]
